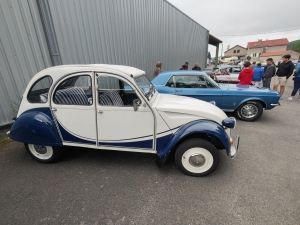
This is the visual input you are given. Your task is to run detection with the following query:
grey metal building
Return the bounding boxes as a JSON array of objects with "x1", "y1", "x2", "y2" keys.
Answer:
[{"x1": 0, "y1": 0, "x2": 218, "y2": 126}]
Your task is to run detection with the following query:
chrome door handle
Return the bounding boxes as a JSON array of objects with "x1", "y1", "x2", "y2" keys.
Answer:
[
  {"x1": 97, "y1": 110, "x2": 103, "y2": 114},
  {"x1": 50, "y1": 108, "x2": 57, "y2": 111},
  {"x1": 176, "y1": 90, "x2": 182, "y2": 92}
]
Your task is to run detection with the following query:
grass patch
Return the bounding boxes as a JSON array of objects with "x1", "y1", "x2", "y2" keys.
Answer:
[{"x1": 0, "y1": 137, "x2": 13, "y2": 150}]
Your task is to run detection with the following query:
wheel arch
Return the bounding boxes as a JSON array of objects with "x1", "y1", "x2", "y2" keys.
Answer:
[
  {"x1": 156, "y1": 120, "x2": 231, "y2": 161},
  {"x1": 9, "y1": 108, "x2": 62, "y2": 146},
  {"x1": 236, "y1": 98, "x2": 266, "y2": 110}
]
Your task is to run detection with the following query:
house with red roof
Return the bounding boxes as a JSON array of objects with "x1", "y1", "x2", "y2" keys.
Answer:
[
  {"x1": 259, "y1": 50, "x2": 300, "y2": 63},
  {"x1": 247, "y1": 38, "x2": 290, "y2": 61}
]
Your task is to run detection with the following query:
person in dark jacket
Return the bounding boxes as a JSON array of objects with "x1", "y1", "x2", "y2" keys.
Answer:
[
  {"x1": 273, "y1": 54, "x2": 295, "y2": 98},
  {"x1": 287, "y1": 66, "x2": 300, "y2": 100},
  {"x1": 180, "y1": 62, "x2": 189, "y2": 70},
  {"x1": 192, "y1": 63, "x2": 201, "y2": 71},
  {"x1": 263, "y1": 58, "x2": 276, "y2": 89},
  {"x1": 250, "y1": 61, "x2": 256, "y2": 70},
  {"x1": 252, "y1": 63, "x2": 264, "y2": 86},
  {"x1": 238, "y1": 61, "x2": 254, "y2": 85}
]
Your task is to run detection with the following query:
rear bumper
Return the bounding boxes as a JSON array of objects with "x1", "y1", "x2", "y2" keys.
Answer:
[{"x1": 229, "y1": 135, "x2": 240, "y2": 159}]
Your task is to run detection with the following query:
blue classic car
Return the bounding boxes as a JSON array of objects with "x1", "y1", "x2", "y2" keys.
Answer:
[{"x1": 152, "y1": 71, "x2": 281, "y2": 121}]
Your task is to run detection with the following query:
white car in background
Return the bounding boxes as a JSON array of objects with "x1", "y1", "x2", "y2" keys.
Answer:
[{"x1": 213, "y1": 65, "x2": 242, "y2": 83}]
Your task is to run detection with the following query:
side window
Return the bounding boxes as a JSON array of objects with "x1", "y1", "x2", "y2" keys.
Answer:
[
  {"x1": 97, "y1": 76, "x2": 139, "y2": 107},
  {"x1": 174, "y1": 76, "x2": 207, "y2": 88},
  {"x1": 166, "y1": 76, "x2": 174, "y2": 87},
  {"x1": 53, "y1": 75, "x2": 92, "y2": 105},
  {"x1": 27, "y1": 76, "x2": 53, "y2": 103}
]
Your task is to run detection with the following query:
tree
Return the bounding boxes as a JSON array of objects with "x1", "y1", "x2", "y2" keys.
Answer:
[
  {"x1": 289, "y1": 40, "x2": 300, "y2": 54},
  {"x1": 247, "y1": 55, "x2": 251, "y2": 61},
  {"x1": 207, "y1": 51, "x2": 211, "y2": 60}
]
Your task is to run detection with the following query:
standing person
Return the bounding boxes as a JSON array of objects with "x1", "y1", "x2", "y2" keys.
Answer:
[
  {"x1": 192, "y1": 63, "x2": 201, "y2": 71},
  {"x1": 263, "y1": 58, "x2": 276, "y2": 88},
  {"x1": 273, "y1": 54, "x2": 294, "y2": 98},
  {"x1": 252, "y1": 63, "x2": 264, "y2": 86},
  {"x1": 153, "y1": 61, "x2": 162, "y2": 78},
  {"x1": 296, "y1": 60, "x2": 300, "y2": 70},
  {"x1": 238, "y1": 61, "x2": 254, "y2": 85},
  {"x1": 287, "y1": 66, "x2": 300, "y2": 100},
  {"x1": 250, "y1": 61, "x2": 256, "y2": 69},
  {"x1": 180, "y1": 62, "x2": 189, "y2": 70}
]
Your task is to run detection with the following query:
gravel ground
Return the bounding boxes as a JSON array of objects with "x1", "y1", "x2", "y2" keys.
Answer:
[{"x1": 0, "y1": 85, "x2": 299, "y2": 225}]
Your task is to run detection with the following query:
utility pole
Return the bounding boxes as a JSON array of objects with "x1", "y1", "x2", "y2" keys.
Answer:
[{"x1": 221, "y1": 44, "x2": 223, "y2": 58}]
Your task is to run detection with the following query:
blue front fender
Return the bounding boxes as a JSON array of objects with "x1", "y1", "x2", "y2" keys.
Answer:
[
  {"x1": 157, "y1": 120, "x2": 230, "y2": 157},
  {"x1": 9, "y1": 108, "x2": 62, "y2": 146}
]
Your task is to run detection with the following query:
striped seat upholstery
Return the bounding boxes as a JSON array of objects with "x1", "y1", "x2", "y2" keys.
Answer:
[
  {"x1": 40, "y1": 93, "x2": 48, "y2": 103},
  {"x1": 99, "y1": 90, "x2": 124, "y2": 106},
  {"x1": 54, "y1": 87, "x2": 90, "y2": 105}
]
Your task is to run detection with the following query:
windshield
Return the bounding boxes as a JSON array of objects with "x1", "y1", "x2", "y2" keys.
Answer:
[{"x1": 134, "y1": 75, "x2": 156, "y2": 100}]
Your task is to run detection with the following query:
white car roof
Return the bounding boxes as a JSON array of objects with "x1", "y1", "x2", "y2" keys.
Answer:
[{"x1": 37, "y1": 64, "x2": 145, "y2": 79}]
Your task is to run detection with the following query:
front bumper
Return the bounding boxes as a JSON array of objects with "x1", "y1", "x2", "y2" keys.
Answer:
[
  {"x1": 229, "y1": 135, "x2": 240, "y2": 159},
  {"x1": 271, "y1": 102, "x2": 280, "y2": 106}
]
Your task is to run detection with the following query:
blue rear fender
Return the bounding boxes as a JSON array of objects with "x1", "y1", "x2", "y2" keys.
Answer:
[
  {"x1": 9, "y1": 108, "x2": 62, "y2": 146},
  {"x1": 157, "y1": 120, "x2": 231, "y2": 157}
]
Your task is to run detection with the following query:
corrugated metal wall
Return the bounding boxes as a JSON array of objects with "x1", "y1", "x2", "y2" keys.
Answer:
[
  {"x1": 46, "y1": 0, "x2": 209, "y2": 77},
  {"x1": 0, "y1": 0, "x2": 52, "y2": 126},
  {"x1": 0, "y1": 0, "x2": 209, "y2": 126}
]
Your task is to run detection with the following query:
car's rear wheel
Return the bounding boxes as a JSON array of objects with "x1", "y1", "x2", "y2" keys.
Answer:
[
  {"x1": 25, "y1": 144, "x2": 62, "y2": 163},
  {"x1": 175, "y1": 138, "x2": 219, "y2": 177},
  {"x1": 235, "y1": 101, "x2": 263, "y2": 121}
]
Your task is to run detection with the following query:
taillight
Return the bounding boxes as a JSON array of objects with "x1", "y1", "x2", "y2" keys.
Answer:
[{"x1": 215, "y1": 73, "x2": 221, "y2": 76}]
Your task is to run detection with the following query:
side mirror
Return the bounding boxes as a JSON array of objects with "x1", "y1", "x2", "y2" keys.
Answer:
[
  {"x1": 133, "y1": 99, "x2": 141, "y2": 111},
  {"x1": 171, "y1": 84, "x2": 174, "y2": 88}
]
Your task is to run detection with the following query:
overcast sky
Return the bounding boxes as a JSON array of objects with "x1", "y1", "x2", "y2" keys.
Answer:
[{"x1": 168, "y1": 0, "x2": 300, "y2": 57}]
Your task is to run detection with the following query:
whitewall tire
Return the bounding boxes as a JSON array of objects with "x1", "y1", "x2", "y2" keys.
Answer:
[
  {"x1": 175, "y1": 138, "x2": 219, "y2": 177},
  {"x1": 25, "y1": 144, "x2": 62, "y2": 163}
]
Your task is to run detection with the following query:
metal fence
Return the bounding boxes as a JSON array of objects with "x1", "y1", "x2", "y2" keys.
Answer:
[{"x1": 0, "y1": 0, "x2": 209, "y2": 126}]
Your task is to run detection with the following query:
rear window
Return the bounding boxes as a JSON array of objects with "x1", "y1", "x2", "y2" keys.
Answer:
[{"x1": 27, "y1": 76, "x2": 53, "y2": 103}]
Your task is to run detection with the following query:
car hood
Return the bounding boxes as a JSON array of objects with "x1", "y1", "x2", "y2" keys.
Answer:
[
  {"x1": 219, "y1": 83, "x2": 278, "y2": 93},
  {"x1": 155, "y1": 94, "x2": 228, "y2": 129}
]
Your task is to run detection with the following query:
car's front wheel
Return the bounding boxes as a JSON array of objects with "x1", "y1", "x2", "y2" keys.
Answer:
[
  {"x1": 235, "y1": 101, "x2": 263, "y2": 121},
  {"x1": 175, "y1": 138, "x2": 219, "y2": 177},
  {"x1": 25, "y1": 144, "x2": 62, "y2": 163}
]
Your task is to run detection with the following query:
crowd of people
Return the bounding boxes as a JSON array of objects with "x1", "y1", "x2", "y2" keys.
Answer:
[
  {"x1": 238, "y1": 54, "x2": 299, "y2": 100},
  {"x1": 153, "y1": 61, "x2": 202, "y2": 79},
  {"x1": 152, "y1": 55, "x2": 300, "y2": 101}
]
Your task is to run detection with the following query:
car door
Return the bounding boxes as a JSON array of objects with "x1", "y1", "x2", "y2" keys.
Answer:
[
  {"x1": 216, "y1": 68, "x2": 230, "y2": 82},
  {"x1": 51, "y1": 73, "x2": 97, "y2": 145},
  {"x1": 229, "y1": 67, "x2": 241, "y2": 83},
  {"x1": 174, "y1": 75, "x2": 223, "y2": 107},
  {"x1": 96, "y1": 73, "x2": 154, "y2": 149}
]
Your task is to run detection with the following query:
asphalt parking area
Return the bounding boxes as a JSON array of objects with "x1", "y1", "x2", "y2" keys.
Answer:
[{"x1": 0, "y1": 86, "x2": 299, "y2": 225}]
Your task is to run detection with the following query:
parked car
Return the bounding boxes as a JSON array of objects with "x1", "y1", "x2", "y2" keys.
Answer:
[
  {"x1": 152, "y1": 71, "x2": 281, "y2": 121},
  {"x1": 8, "y1": 64, "x2": 239, "y2": 177},
  {"x1": 202, "y1": 68, "x2": 219, "y2": 82},
  {"x1": 212, "y1": 65, "x2": 242, "y2": 83}
]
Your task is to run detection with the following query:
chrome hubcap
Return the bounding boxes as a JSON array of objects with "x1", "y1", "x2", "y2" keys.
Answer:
[
  {"x1": 241, "y1": 104, "x2": 258, "y2": 118},
  {"x1": 33, "y1": 145, "x2": 47, "y2": 155},
  {"x1": 189, "y1": 154, "x2": 206, "y2": 167}
]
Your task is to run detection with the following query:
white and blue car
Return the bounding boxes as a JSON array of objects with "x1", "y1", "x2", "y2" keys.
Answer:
[{"x1": 9, "y1": 65, "x2": 239, "y2": 176}]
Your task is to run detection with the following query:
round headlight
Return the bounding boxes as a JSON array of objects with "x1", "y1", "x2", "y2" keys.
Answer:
[{"x1": 222, "y1": 117, "x2": 236, "y2": 129}]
